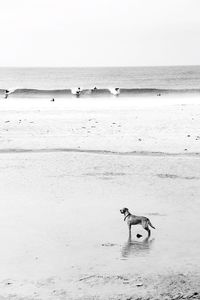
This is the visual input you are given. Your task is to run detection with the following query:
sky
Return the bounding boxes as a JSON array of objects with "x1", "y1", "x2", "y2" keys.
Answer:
[{"x1": 0, "y1": 0, "x2": 200, "y2": 67}]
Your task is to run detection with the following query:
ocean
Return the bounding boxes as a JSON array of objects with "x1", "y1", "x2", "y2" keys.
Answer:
[{"x1": 0, "y1": 66, "x2": 200, "y2": 98}]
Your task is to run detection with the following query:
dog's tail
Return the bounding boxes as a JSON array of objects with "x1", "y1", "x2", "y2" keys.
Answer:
[{"x1": 148, "y1": 219, "x2": 155, "y2": 229}]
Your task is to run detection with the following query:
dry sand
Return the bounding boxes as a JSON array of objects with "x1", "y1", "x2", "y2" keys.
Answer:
[{"x1": 0, "y1": 97, "x2": 200, "y2": 299}]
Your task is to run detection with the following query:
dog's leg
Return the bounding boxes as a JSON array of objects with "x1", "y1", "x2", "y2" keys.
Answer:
[
  {"x1": 145, "y1": 227, "x2": 151, "y2": 238},
  {"x1": 142, "y1": 221, "x2": 151, "y2": 238},
  {"x1": 128, "y1": 224, "x2": 132, "y2": 239}
]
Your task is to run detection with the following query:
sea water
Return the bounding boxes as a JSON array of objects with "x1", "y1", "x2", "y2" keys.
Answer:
[{"x1": 0, "y1": 66, "x2": 200, "y2": 90}]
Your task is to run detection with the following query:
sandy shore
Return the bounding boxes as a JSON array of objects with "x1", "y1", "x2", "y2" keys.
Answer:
[
  {"x1": 0, "y1": 97, "x2": 200, "y2": 299},
  {"x1": 1, "y1": 97, "x2": 200, "y2": 153}
]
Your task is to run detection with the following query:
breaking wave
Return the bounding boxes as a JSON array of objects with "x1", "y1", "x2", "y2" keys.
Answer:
[{"x1": 1, "y1": 87, "x2": 200, "y2": 98}]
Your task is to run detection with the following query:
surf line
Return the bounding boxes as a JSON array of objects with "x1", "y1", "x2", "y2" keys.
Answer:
[{"x1": 0, "y1": 148, "x2": 200, "y2": 157}]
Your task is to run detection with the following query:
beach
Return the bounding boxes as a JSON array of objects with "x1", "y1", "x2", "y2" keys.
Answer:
[{"x1": 0, "y1": 96, "x2": 200, "y2": 299}]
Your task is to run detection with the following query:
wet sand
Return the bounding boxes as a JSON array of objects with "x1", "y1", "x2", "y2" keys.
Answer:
[{"x1": 0, "y1": 97, "x2": 200, "y2": 299}]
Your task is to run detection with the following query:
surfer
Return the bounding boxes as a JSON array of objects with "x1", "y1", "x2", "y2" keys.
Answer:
[
  {"x1": 71, "y1": 87, "x2": 82, "y2": 97},
  {"x1": 114, "y1": 88, "x2": 120, "y2": 96},
  {"x1": 76, "y1": 87, "x2": 81, "y2": 97},
  {"x1": 4, "y1": 89, "x2": 9, "y2": 99}
]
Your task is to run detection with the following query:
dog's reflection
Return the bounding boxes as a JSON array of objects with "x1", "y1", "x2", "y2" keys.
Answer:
[{"x1": 121, "y1": 236, "x2": 155, "y2": 258}]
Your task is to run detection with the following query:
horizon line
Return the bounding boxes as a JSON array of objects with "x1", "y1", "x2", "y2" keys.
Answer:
[{"x1": 0, "y1": 64, "x2": 200, "y2": 69}]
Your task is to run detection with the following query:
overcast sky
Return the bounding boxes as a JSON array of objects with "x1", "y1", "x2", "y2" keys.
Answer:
[{"x1": 0, "y1": 0, "x2": 200, "y2": 67}]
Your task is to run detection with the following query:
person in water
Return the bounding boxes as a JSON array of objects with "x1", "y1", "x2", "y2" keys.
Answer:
[
  {"x1": 76, "y1": 87, "x2": 81, "y2": 97},
  {"x1": 4, "y1": 89, "x2": 9, "y2": 99},
  {"x1": 114, "y1": 88, "x2": 120, "y2": 96}
]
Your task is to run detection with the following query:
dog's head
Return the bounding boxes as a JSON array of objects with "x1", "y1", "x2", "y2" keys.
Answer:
[{"x1": 120, "y1": 207, "x2": 129, "y2": 215}]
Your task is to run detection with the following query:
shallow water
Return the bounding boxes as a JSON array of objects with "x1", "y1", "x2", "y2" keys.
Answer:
[{"x1": 0, "y1": 152, "x2": 200, "y2": 280}]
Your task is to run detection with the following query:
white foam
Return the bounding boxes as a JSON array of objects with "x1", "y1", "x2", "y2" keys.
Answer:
[{"x1": 109, "y1": 88, "x2": 120, "y2": 95}]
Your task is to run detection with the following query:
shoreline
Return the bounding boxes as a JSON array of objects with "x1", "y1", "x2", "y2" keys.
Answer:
[{"x1": 1, "y1": 148, "x2": 200, "y2": 157}]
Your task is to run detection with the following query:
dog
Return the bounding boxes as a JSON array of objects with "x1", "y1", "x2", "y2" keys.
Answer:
[{"x1": 120, "y1": 207, "x2": 155, "y2": 238}]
